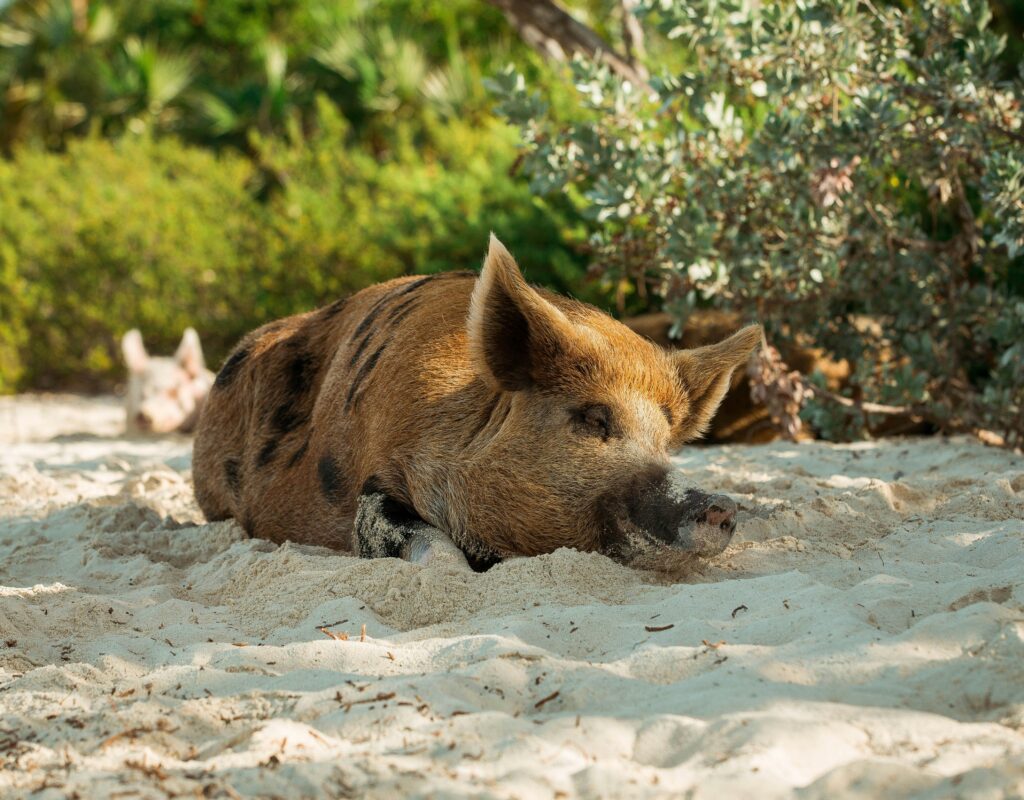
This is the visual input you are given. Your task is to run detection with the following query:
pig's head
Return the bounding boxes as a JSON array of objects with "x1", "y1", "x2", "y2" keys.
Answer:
[
  {"x1": 452, "y1": 235, "x2": 761, "y2": 574},
  {"x1": 122, "y1": 328, "x2": 214, "y2": 434}
]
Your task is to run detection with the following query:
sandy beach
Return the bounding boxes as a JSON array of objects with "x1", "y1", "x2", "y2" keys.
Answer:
[{"x1": 1, "y1": 394, "x2": 1022, "y2": 798}]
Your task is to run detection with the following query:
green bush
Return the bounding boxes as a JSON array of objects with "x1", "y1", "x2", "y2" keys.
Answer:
[
  {"x1": 492, "y1": 0, "x2": 1024, "y2": 444},
  {"x1": 0, "y1": 110, "x2": 583, "y2": 390},
  {"x1": 0, "y1": 136, "x2": 260, "y2": 390}
]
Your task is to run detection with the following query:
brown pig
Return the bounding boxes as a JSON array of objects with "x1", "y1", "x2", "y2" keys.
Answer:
[{"x1": 192, "y1": 236, "x2": 761, "y2": 574}]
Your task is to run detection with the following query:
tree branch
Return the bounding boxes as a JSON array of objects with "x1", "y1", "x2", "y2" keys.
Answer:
[
  {"x1": 620, "y1": 0, "x2": 648, "y2": 80},
  {"x1": 800, "y1": 377, "x2": 923, "y2": 417},
  {"x1": 485, "y1": 0, "x2": 651, "y2": 90}
]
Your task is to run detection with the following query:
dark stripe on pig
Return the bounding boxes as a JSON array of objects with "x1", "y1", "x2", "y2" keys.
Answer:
[
  {"x1": 348, "y1": 298, "x2": 418, "y2": 373},
  {"x1": 270, "y1": 404, "x2": 305, "y2": 435},
  {"x1": 385, "y1": 297, "x2": 420, "y2": 330},
  {"x1": 347, "y1": 272, "x2": 469, "y2": 369},
  {"x1": 345, "y1": 343, "x2": 387, "y2": 410},
  {"x1": 257, "y1": 439, "x2": 278, "y2": 467},
  {"x1": 224, "y1": 458, "x2": 242, "y2": 496},
  {"x1": 385, "y1": 294, "x2": 418, "y2": 323},
  {"x1": 347, "y1": 276, "x2": 431, "y2": 367},
  {"x1": 287, "y1": 438, "x2": 309, "y2": 469},
  {"x1": 392, "y1": 273, "x2": 439, "y2": 296},
  {"x1": 353, "y1": 273, "x2": 466, "y2": 345},
  {"x1": 284, "y1": 343, "x2": 316, "y2": 398},
  {"x1": 349, "y1": 290, "x2": 406, "y2": 354},
  {"x1": 269, "y1": 337, "x2": 317, "y2": 435},
  {"x1": 344, "y1": 271, "x2": 473, "y2": 410},
  {"x1": 214, "y1": 347, "x2": 249, "y2": 390},
  {"x1": 348, "y1": 322, "x2": 383, "y2": 370},
  {"x1": 321, "y1": 298, "x2": 348, "y2": 318},
  {"x1": 318, "y1": 454, "x2": 348, "y2": 504},
  {"x1": 347, "y1": 302, "x2": 393, "y2": 371}
]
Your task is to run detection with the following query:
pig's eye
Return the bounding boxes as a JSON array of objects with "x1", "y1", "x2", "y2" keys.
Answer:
[{"x1": 574, "y1": 404, "x2": 611, "y2": 440}]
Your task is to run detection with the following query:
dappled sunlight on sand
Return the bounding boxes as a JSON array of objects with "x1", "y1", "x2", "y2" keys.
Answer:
[{"x1": 0, "y1": 395, "x2": 1022, "y2": 798}]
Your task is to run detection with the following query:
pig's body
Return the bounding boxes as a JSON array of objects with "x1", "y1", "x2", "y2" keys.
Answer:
[{"x1": 193, "y1": 237, "x2": 760, "y2": 573}]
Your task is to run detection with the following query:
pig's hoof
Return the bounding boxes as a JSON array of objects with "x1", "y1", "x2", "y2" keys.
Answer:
[{"x1": 404, "y1": 531, "x2": 471, "y2": 571}]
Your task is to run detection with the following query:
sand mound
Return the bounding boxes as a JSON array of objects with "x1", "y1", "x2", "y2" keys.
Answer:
[{"x1": 1, "y1": 394, "x2": 1022, "y2": 798}]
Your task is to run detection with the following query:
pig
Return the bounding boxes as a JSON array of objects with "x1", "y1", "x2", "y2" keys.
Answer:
[
  {"x1": 192, "y1": 236, "x2": 761, "y2": 575},
  {"x1": 121, "y1": 328, "x2": 215, "y2": 435}
]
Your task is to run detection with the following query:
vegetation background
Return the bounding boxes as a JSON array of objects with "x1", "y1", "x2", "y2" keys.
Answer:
[{"x1": 1, "y1": 0, "x2": 1022, "y2": 444}]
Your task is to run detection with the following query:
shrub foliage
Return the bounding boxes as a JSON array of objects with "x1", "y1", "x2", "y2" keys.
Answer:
[
  {"x1": 491, "y1": 0, "x2": 1024, "y2": 444},
  {"x1": 0, "y1": 108, "x2": 581, "y2": 390}
]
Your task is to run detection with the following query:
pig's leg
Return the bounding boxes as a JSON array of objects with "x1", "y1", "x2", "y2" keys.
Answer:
[{"x1": 354, "y1": 490, "x2": 470, "y2": 570}]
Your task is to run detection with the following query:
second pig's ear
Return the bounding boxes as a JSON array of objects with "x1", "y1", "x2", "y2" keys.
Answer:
[
  {"x1": 674, "y1": 325, "x2": 763, "y2": 439},
  {"x1": 175, "y1": 328, "x2": 206, "y2": 378},
  {"x1": 467, "y1": 234, "x2": 578, "y2": 391},
  {"x1": 122, "y1": 329, "x2": 149, "y2": 373}
]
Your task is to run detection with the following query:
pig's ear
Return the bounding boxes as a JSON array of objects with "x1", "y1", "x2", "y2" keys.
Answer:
[
  {"x1": 674, "y1": 324, "x2": 763, "y2": 437},
  {"x1": 175, "y1": 328, "x2": 207, "y2": 377},
  {"x1": 121, "y1": 329, "x2": 149, "y2": 373},
  {"x1": 468, "y1": 234, "x2": 576, "y2": 391}
]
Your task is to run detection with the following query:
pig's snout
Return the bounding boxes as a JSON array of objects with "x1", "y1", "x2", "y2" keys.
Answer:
[
  {"x1": 627, "y1": 473, "x2": 738, "y2": 558},
  {"x1": 671, "y1": 494, "x2": 737, "y2": 557},
  {"x1": 701, "y1": 501, "x2": 737, "y2": 534}
]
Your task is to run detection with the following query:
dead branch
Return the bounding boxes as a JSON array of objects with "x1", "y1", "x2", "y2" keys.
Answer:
[
  {"x1": 799, "y1": 377, "x2": 922, "y2": 417},
  {"x1": 485, "y1": 0, "x2": 652, "y2": 91},
  {"x1": 799, "y1": 377, "x2": 1011, "y2": 448},
  {"x1": 620, "y1": 0, "x2": 648, "y2": 79}
]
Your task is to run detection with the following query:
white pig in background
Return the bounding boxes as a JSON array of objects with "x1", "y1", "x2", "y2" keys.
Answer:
[{"x1": 121, "y1": 328, "x2": 215, "y2": 434}]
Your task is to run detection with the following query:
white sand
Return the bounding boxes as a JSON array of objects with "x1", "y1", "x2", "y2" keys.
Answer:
[{"x1": 1, "y1": 394, "x2": 1022, "y2": 798}]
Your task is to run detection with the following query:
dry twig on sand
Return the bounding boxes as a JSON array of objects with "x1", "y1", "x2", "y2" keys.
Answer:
[{"x1": 535, "y1": 690, "x2": 560, "y2": 710}]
